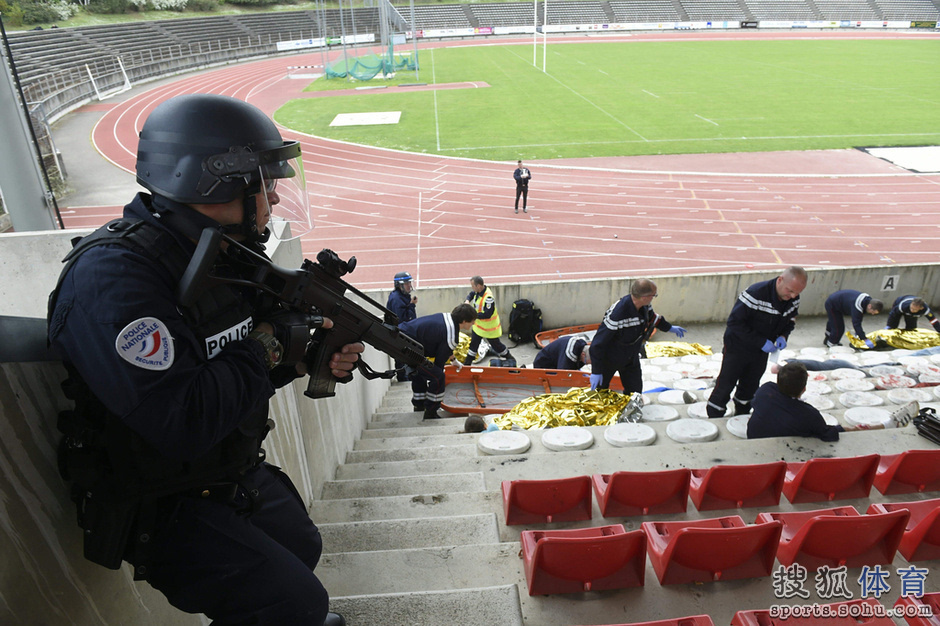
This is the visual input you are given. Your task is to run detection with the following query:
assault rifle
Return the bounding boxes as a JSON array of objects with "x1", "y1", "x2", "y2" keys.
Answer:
[{"x1": 178, "y1": 228, "x2": 429, "y2": 399}]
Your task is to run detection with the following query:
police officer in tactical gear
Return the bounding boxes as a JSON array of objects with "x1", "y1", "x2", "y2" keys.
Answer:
[
  {"x1": 388, "y1": 271, "x2": 417, "y2": 322},
  {"x1": 387, "y1": 271, "x2": 417, "y2": 381},
  {"x1": 48, "y1": 94, "x2": 359, "y2": 626}
]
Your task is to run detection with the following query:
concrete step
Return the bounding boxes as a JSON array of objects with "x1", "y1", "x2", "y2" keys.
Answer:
[
  {"x1": 353, "y1": 433, "x2": 479, "y2": 450},
  {"x1": 369, "y1": 410, "x2": 422, "y2": 424},
  {"x1": 329, "y1": 585, "x2": 523, "y2": 626},
  {"x1": 373, "y1": 404, "x2": 418, "y2": 415},
  {"x1": 311, "y1": 490, "x2": 501, "y2": 524},
  {"x1": 336, "y1": 456, "x2": 487, "y2": 480},
  {"x1": 361, "y1": 421, "x2": 468, "y2": 437},
  {"x1": 320, "y1": 472, "x2": 486, "y2": 500},
  {"x1": 345, "y1": 443, "x2": 477, "y2": 464},
  {"x1": 317, "y1": 543, "x2": 522, "y2": 595},
  {"x1": 318, "y1": 513, "x2": 499, "y2": 553}
]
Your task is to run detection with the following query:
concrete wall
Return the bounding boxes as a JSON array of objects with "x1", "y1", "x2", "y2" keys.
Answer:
[
  {"x1": 372, "y1": 264, "x2": 940, "y2": 331},
  {"x1": 0, "y1": 229, "x2": 390, "y2": 625}
]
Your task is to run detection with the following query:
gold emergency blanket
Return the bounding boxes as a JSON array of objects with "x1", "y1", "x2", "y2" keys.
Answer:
[
  {"x1": 493, "y1": 388, "x2": 637, "y2": 430},
  {"x1": 848, "y1": 329, "x2": 940, "y2": 351},
  {"x1": 452, "y1": 333, "x2": 488, "y2": 364},
  {"x1": 645, "y1": 341, "x2": 713, "y2": 358}
]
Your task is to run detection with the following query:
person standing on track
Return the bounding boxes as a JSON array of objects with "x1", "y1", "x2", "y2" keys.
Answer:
[
  {"x1": 513, "y1": 160, "x2": 531, "y2": 214},
  {"x1": 706, "y1": 266, "x2": 807, "y2": 418}
]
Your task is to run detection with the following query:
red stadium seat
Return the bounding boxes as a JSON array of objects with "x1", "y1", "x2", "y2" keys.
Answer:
[
  {"x1": 894, "y1": 592, "x2": 940, "y2": 626},
  {"x1": 782, "y1": 454, "x2": 879, "y2": 503},
  {"x1": 592, "y1": 469, "x2": 691, "y2": 517},
  {"x1": 756, "y1": 506, "x2": 909, "y2": 570},
  {"x1": 873, "y1": 449, "x2": 940, "y2": 495},
  {"x1": 502, "y1": 475, "x2": 593, "y2": 525},
  {"x1": 520, "y1": 525, "x2": 646, "y2": 595},
  {"x1": 689, "y1": 462, "x2": 786, "y2": 511},
  {"x1": 578, "y1": 616, "x2": 715, "y2": 626},
  {"x1": 868, "y1": 498, "x2": 940, "y2": 562},
  {"x1": 641, "y1": 515, "x2": 782, "y2": 585},
  {"x1": 733, "y1": 598, "x2": 893, "y2": 626}
]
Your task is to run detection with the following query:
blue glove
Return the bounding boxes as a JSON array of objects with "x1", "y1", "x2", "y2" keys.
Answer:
[
  {"x1": 865, "y1": 339, "x2": 875, "y2": 349},
  {"x1": 589, "y1": 373, "x2": 604, "y2": 390},
  {"x1": 761, "y1": 339, "x2": 777, "y2": 353},
  {"x1": 670, "y1": 326, "x2": 687, "y2": 339},
  {"x1": 774, "y1": 336, "x2": 787, "y2": 351}
]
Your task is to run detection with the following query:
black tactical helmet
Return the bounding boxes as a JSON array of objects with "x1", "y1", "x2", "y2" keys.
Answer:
[
  {"x1": 394, "y1": 271, "x2": 412, "y2": 284},
  {"x1": 136, "y1": 93, "x2": 300, "y2": 205}
]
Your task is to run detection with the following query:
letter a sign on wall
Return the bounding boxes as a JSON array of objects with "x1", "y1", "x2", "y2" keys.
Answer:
[{"x1": 881, "y1": 275, "x2": 899, "y2": 291}]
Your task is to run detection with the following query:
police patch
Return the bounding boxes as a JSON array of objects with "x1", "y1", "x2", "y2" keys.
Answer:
[
  {"x1": 115, "y1": 317, "x2": 175, "y2": 371},
  {"x1": 205, "y1": 316, "x2": 253, "y2": 359}
]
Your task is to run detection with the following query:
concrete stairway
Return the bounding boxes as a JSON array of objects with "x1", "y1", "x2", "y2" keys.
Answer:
[
  {"x1": 311, "y1": 366, "x2": 938, "y2": 625},
  {"x1": 311, "y1": 384, "x2": 526, "y2": 625}
]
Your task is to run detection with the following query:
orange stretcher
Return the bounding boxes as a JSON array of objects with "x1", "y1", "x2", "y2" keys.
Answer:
[
  {"x1": 534, "y1": 324, "x2": 599, "y2": 348},
  {"x1": 441, "y1": 365, "x2": 623, "y2": 415}
]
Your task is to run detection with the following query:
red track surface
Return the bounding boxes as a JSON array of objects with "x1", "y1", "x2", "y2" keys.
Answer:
[{"x1": 71, "y1": 31, "x2": 940, "y2": 290}]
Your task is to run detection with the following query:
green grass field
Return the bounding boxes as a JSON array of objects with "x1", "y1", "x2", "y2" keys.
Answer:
[{"x1": 274, "y1": 39, "x2": 940, "y2": 160}]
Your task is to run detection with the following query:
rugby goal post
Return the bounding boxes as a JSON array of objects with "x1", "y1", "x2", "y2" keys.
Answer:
[{"x1": 533, "y1": 0, "x2": 547, "y2": 72}]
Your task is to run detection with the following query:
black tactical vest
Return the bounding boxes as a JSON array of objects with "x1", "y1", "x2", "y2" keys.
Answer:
[{"x1": 51, "y1": 218, "x2": 271, "y2": 504}]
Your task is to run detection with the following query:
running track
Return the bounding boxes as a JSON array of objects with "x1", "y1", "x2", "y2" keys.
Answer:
[{"x1": 67, "y1": 30, "x2": 940, "y2": 290}]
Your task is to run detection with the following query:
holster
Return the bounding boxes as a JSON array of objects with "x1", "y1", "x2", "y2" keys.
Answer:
[{"x1": 77, "y1": 489, "x2": 139, "y2": 571}]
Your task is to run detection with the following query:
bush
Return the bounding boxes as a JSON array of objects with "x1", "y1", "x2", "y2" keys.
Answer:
[
  {"x1": 18, "y1": 0, "x2": 77, "y2": 24},
  {"x1": 86, "y1": 0, "x2": 129, "y2": 14},
  {"x1": 134, "y1": 0, "x2": 188, "y2": 10},
  {"x1": 186, "y1": 0, "x2": 217, "y2": 11},
  {"x1": 225, "y1": 0, "x2": 279, "y2": 6},
  {"x1": 0, "y1": 1, "x2": 25, "y2": 25}
]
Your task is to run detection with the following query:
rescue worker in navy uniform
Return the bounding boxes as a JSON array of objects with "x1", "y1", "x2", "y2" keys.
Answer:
[
  {"x1": 399, "y1": 304, "x2": 477, "y2": 419},
  {"x1": 824, "y1": 289, "x2": 883, "y2": 348},
  {"x1": 706, "y1": 266, "x2": 807, "y2": 418},
  {"x1": 387, "y1": 271, "x2": 417, "y2": 381},
  {"x1": 47, "y1": 94, "x2": 360, "y2": 626},
  {"x1": 533, "y1": 335, "x2": 591, "y2": 370},
  {"x1": 886, "y1": 295, "x2": 940, "y2": 333},
  {"x1": 588, "y1": 279, "x2": 687, "y2": 394},
  {"x1": 462, "y1": 276, "x2": 515, "y2": 366}
]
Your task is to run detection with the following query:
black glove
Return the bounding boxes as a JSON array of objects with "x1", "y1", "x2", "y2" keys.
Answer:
[{"x1": 265, "y1": 311, "x2": 324, "y2": 366}]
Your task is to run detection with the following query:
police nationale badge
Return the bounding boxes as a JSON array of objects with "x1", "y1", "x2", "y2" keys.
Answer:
[{"x1": 115, "y1": 317, "x2": 175, "y2": 370}]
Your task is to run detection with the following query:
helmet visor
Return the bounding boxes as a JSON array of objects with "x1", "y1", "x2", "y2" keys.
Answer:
[{"x1": 256, "y1": 149, "x2": 312, "y2": 241}]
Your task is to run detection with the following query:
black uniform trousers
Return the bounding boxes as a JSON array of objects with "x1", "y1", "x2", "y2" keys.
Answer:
[
  {"x1": 410, "y1": 363, "x2": 446, "y2": 412},
  {"x1": 515, "y1": 185, "x2": 528, "y2": 211},
  {"x1": 143, "y1": 464, "x2": 328, "y2": 625},
  {"x1": 707, "y1": 347, "x2": 768, "y2": 417},
  {"x1": 595, "y1": 351, "x2": 643, "y2": 395},
  {"x1": 824, "y1": 300, "x2": 847, "y2": 346}
]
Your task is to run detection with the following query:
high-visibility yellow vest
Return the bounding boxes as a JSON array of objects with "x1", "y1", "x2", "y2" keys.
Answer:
[{"x1": 472, "y1": 287, "x2": 502, "y2": 338}]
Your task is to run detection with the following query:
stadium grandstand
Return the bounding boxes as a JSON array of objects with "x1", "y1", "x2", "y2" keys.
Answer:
[
  {"x1": 4, "y1": 0, "x2": 938, "y2": 120},
  {"x1": 2, "y1": 4, "x2": 940, "y2": 626}
]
